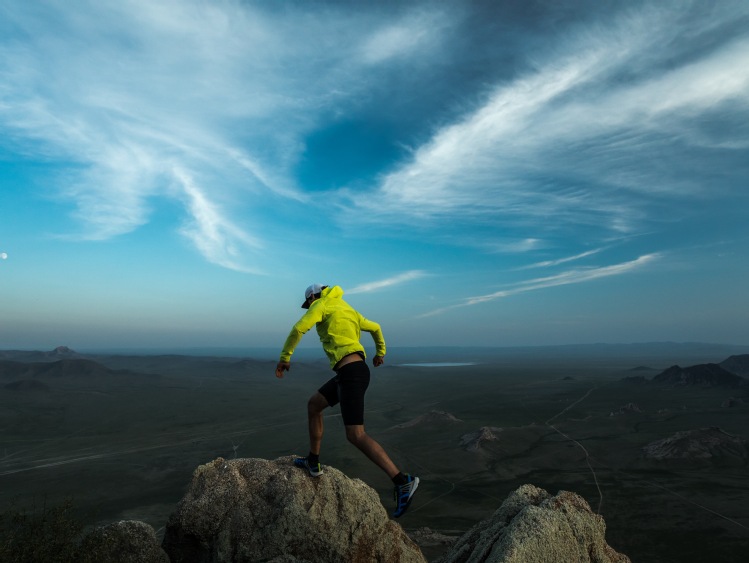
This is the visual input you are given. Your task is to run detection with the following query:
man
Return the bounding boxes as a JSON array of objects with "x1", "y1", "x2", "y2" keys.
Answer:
[{"x1": 275, "y1": 283, "x2": 419, "y2": 518}]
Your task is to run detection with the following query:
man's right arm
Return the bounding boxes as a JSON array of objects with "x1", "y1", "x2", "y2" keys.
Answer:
[{"x1": 279, "y1": 305, "x2": 324, "y2": 363}]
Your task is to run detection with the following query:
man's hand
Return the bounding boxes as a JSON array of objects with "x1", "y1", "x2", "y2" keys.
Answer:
[
  {"x1": 373, "y1": 356, "x2": 384, "y2": 367},
  {"x1": 275, "y1": 361, "x2": 290, "y2": 378}
]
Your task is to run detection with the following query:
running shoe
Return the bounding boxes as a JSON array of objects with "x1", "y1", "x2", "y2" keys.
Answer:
[
  {"x1": 293, "y1": 456, "x2": 323, "y2": 477},
  {"x1": 392, "y1": 474, "x2": 419, "y2": 518}
]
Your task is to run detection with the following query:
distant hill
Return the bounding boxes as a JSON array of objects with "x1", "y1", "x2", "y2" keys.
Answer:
[
  {"x1": 0, "y1": 360, "x2": 33, "y2": 379},
  {"x1": 720, "y1": 354, "x2": 749, "y2": 377},
  {"x1": 652, "y1": 363, "x2": 747, "y2": 388},
  {"x1": 0, "y1": 346, "x2": 81, "y2": 362},
  {"x1": 622, "y1": 375, "x2": 648, "y2": 384},
  {"x1": 0, "y1": 358, "x2": 141, "y2": 379},
  {"x1": 33, "y1": 358, "x2": 118, "y2": 377},
  {"x1": 643, "y1": 427, "x2": 748, "y2": 462},
  {"x1": 3, "y1": 379, "x2": 50, "y2": 392},
  {"x1": 610, "y1": 402, "x2": 641, "y2": 416},
  {"x1": 460, "y1": 426, "x2": 502, "y2": 452},
  {"x1": 391, "y1": 410, "x2": 463, "y2": 429}
]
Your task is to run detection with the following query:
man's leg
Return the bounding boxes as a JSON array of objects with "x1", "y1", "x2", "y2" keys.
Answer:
[
  {"x1": 345, "y1": 425, "x2": 399, "y2": 478},
  {"x1": 307, "y1": 392, "x2": 329, "y2": 455}
]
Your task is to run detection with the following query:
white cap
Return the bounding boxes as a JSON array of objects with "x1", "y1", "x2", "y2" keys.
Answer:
[{"x1": 302, "y1": 283, "x2": 324, "y2": 308}]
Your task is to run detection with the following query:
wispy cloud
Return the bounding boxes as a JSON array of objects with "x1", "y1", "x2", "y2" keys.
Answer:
[
  {"x1": 359, "y1": 2, "x2": 749, "y2": 244},
  {"x1": 519, "y1": 248, "x2": 605, "y2": 270},
  {"x1": 0, "y1": 0, "x2": 449, "y2": 271},
  {"x1": 359, "y1": 10, "x2": 446, "y2": 64},
  {"x1": 419, "y1": 254, "x2": 660, "y2": 317},
  {"x1": 348, "y1": 270, "x2": 428, "y2": 294},
  {"x1": 173, "y1": 167, "x2": 263, "y2": 274}
]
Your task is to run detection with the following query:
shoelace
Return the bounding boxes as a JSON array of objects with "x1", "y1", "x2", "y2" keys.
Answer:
[{"x1": 394, "y1": 482, "x2": 411, "y2": 503}]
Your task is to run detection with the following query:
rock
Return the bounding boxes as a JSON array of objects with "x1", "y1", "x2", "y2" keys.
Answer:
[
  {"x1": 162, "y1": 456, "x2": 426, "y2": 563},
  {"x1": 79, "y1": 520, "x2": 169, "y2": 563},
  {"x1": 434, "y1": 485, "x2": 630, "y2": 563}
]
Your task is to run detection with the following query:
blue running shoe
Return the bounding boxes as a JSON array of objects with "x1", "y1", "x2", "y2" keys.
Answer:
[
  {"x1": 293, "y1": 457, "x2": 323, "y2": 477},
  {"x1": 392, "y1": 474, "x2": 419, "y2": 518}
]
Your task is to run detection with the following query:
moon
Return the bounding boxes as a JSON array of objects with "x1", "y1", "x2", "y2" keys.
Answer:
[{"x1": 0, "y1": 253, "x2": 7, "y2": 260}]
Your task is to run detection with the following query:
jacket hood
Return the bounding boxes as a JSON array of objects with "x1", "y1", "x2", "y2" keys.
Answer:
[{"x1": 322, "y1": 285, "x2": 343, "y2": 299}]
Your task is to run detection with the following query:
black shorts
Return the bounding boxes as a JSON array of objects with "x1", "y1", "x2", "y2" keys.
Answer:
[{"x1": 318, "y1": 360, "x2": 370, "y2": 426}]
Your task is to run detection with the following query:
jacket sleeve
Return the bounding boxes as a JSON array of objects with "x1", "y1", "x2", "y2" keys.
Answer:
[
  {"x1": 279, "y1": 305, "x2": 324, "y2": 362},
  {"x1": 359, "y1": 314, "x2": 386, "y2": 357}
]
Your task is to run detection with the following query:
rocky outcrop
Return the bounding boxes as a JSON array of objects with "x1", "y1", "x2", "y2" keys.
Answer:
[
  {"x1": 434, "y1": 485, "x2": 630, "y2": 563},
  {"x1": 79, "y1": 520, "x2": 169, "y2": 563},
  {"x1": 68, "y1": 457, "x2": 632, "y2": 563},
  {"x1": 460, "y1": 427, "x2": 501, "y2": 452},
  {"x1": 653, "y1": 364, "x2": 747, "y2": 387},
  {"x1": 162, "y1": 456, "x2": 426, "y2": 563},
  {"x1": 642, "y1": 427, "x2": 748, "y2": 462}
]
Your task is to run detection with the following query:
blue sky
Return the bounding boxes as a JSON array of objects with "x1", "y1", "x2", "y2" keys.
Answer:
[{"x1": 1, "y1": 0, "x2": 748, "y2": 352}]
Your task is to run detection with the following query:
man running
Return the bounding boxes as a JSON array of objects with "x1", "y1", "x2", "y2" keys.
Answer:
[{"x1": 275, "y1": 283, "x2": 419, "y2": 518}]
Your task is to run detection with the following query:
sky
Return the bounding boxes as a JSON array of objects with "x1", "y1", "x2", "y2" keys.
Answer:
[{"x1": 1, "y1": 0, "x2": 748, "y2": 352}]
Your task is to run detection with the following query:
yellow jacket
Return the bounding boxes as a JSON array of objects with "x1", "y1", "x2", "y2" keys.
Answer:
[{"x1": 280, "y1": 285, "x2": 386, "y2": 368}]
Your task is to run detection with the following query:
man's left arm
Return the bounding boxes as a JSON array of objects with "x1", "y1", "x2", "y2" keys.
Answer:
[{"x1": 359, "y1": 315, "x2": 386, "y2": 364}]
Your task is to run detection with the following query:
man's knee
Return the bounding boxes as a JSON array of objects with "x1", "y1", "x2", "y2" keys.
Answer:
[
  {"x1": 308, "y1": 392, "x2": 328, "y2": 415},
  {"x1": 345, "y1": 425, "x2": 367, "y2": 446}
]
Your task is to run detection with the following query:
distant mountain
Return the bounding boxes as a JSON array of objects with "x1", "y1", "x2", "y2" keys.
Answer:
[
  {"x1": 652, "y1": 363, "x2": 747, "y2": 388},
  {"x1": 720, "y1": 354, "x2": 749, "y2": 377}
]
